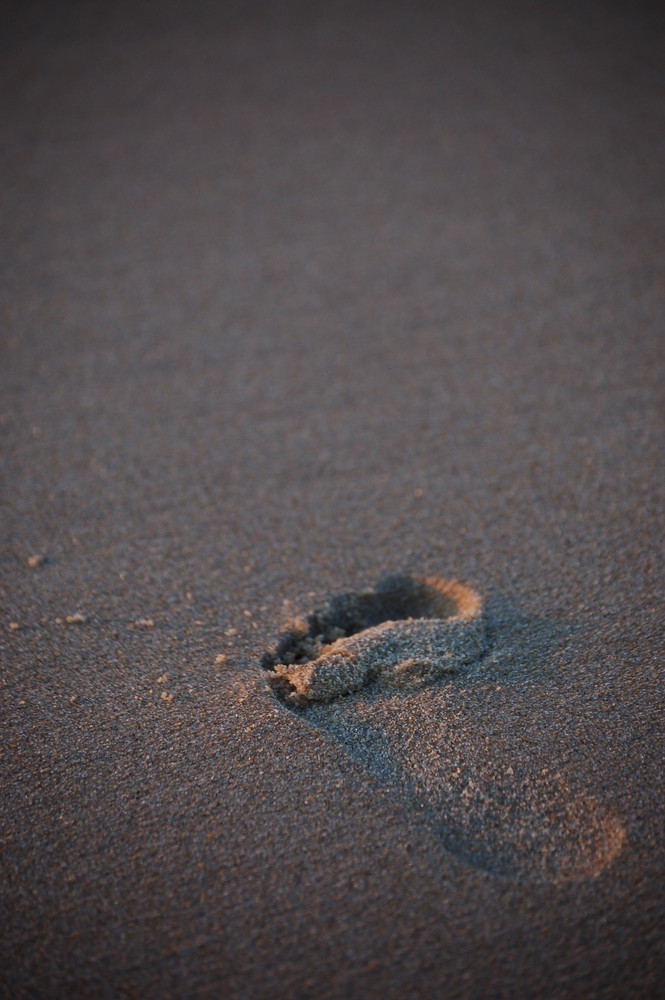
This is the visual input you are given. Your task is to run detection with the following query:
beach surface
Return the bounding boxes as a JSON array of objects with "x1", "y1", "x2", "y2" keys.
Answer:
[{"x1": 1, "y1": 1, "x2": 664, "y2": 996}]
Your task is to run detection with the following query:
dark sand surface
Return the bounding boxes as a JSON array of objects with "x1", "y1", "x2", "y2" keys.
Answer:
[{"x1": 2, "y1": 1, "x2": 664, "y2": 996}]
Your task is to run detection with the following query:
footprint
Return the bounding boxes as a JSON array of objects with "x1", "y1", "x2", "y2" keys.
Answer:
[
  {"x1": 263, "y1": 574, "x2": 487, "y2": 704},
  {"x1": 263, "y1": 575, "x2": 625, "y2": 884}
]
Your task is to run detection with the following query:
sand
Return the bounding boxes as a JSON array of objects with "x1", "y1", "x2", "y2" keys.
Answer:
[
  {"x1": 1, "y1": 1, "x2": 664, "y2": 997},
  {"x1": 266, "y1": 575, "x2": 486, "y2": 702}
]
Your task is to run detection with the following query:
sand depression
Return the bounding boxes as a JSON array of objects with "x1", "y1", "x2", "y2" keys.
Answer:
[{"x1": 263, "y1": 575, "x2": 488, "y2": 704}]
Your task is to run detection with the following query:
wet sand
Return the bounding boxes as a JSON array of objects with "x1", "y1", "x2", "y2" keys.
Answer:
[{"x1": 1, "y1": 1, "x2": 664, "y2": 996}]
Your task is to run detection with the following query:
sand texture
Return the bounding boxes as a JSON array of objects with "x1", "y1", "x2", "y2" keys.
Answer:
[{"x1": 1, "y1": 1, "x2": 664, "y2": 997}]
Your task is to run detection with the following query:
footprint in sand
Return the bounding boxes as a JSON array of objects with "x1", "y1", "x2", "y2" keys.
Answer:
[{"x1": 262, "y1": 575, "x2": 625, "y2": 884}]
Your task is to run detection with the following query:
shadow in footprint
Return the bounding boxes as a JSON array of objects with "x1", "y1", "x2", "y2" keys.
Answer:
[{"x1": 263, "y1": 576, "x2": 625, "y2": 884}]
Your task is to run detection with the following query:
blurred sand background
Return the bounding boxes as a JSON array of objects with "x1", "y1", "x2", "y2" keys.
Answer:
[{"x1": 1, "y1": 1, "x2": 664, "y2": 996}]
